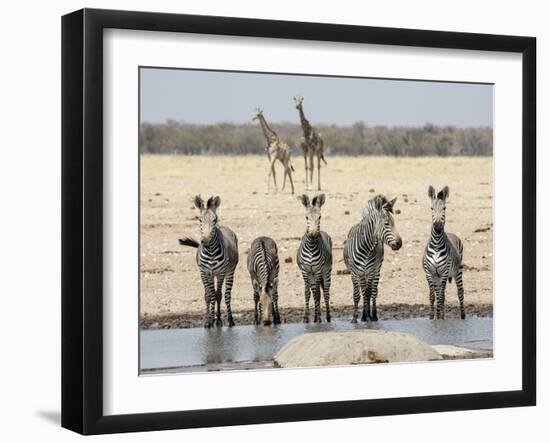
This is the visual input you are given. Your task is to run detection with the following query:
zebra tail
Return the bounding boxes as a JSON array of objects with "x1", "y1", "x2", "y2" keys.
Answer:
[
  {"x1": 448, "y1": 277, "x2": 453, "y2": 283},
  {"x1": 178, "y1": 236, "x2": 199, "y2": 248},
  {"x1": 290, "y1": 163, "x2": 295, "y2": 172},
  {"x1": 321, "y1": 155, "x2": 327, "y2": 165}
]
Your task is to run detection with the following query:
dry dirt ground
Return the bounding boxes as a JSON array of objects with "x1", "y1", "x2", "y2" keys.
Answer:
[{"x1": 140, "y1": 155, "x2": 493, "y2": 329}]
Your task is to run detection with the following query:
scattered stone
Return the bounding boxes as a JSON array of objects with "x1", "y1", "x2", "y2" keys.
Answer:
[
  {"x1": 344, "y1": 210, "x2": 350, "y2": 215},
  {"x1": 369, "y1": 188, "x2": 375, "y2": 193},
  {"x1": 284, "y1": 257, "x2": 293, "y2": 263},
  {"x1": 395, "y1": 209, "x2": 401, "y2": 215},
  {"x1": 432, "y1": 345, "x2": 493, "y2": 360},
  {"x1": 336, "y1": 269, "x2": 351, "y2": 275},
  {"x1": 274, "y1": 330, "x2": 442, "y2": 368},
  {"x1": 474, "y1": 227, "x2": 491, "y2": 233},
  {"x1": 404, "y1": 198, "x2": 409, "y2": 203},
  {"x1": 155, "y1": 192, "x2": 162, "y2": 196}
]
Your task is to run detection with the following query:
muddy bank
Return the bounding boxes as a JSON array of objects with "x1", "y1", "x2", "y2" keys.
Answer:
[{"x1": 140, "y1": 302, "x2": 493, "y2": 330}]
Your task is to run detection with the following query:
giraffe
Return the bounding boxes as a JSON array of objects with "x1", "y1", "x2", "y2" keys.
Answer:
[
  {"x1": 252, "y1": 108, "x2": 295, "y2": 194},
  {"x1": 293, "y1": 95, "x2": 327, "y2": 191}
]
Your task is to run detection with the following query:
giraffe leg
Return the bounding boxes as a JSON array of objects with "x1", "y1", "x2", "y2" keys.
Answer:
[
  {"x1": 287, "y1": 164, "x2": 295, "y2": 194},
  {"x1": 309, "y1": 152, "x2": 314, "y2": 191},
  {"x1": 317, "y1": 152, "x2": 321, "y2": 191},
  {"x1": 302, "y1": 146, "x2": 308, "y2": 190},
  {"x1": 282, "y1": 161, "x2": 287, "y2": 190}
]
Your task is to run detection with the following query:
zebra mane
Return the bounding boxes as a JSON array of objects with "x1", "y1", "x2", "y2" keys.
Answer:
[{"x1": 361, "y1": 195, "x2": 390, "y2": 219}]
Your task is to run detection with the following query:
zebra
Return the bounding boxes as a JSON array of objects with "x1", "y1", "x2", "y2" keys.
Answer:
[
  {"x1": 296, "y1": 193, "x2": 333, "y2": 323},
  {"x1": 178, "y1": 195, "x2": 239, "y2": 328},
  {"x1": 343, "y1": 195, "x2": 402, "y2": 323},
  {"x1": 247, "y1": 236, "x2": 281, "y2": 326},
  {"x1": 423, "y1": 185, "x2": 465, "y2": 320}
]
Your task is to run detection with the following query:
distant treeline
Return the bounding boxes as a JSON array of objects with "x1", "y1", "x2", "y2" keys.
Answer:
[{"x1": 139, "y1": 121, "x2": 493, "y2": 156}]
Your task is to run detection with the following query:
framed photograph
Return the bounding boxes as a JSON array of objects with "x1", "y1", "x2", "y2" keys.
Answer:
[{"x1": 62, "y1": 8, "x2": 536, "y2": 435}]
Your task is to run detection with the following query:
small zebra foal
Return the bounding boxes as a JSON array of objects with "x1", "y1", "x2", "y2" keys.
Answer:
[
  {"x1": 344, "y1": 195, "x2": 402, "y2": 323},
  {"x1": 423, "y1": 185, "x2": 465, "y2": 320},
  {"x1": 247, "y1": 236, "x2": 281, "y2": 326},
  {"x1": 178, "y1": 195, "x2": 239, "y2": 328},
  {"x1": 297, "y1": 194, "x2": 333, "y2": 323}
]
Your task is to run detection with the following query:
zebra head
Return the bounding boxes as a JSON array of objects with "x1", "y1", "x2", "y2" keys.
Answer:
[
  {"x1": 428, "y1": 185, "x2": 449, "y2": 234},
  {"x1": 193, "y1": 195, "x2": 221, "y2": 242},
  {"x1": 371, "y1": 195, "x2": 402, "y2": 251},
  {"x1": 301, "y1": 193, "x2": 325, "y2": 237},
  {"x1": 293, "y1": 95, "x2": 304, "y2": 108},
  {"x1": 258, "y1": 279, "x2": 276, "y2": 326}
]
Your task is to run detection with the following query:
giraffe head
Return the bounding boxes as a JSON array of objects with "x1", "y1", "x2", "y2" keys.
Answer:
[
  {"x1": 428, "y1": 185, "x2": 449, "y2": 233},
  {"x1": 252, "y1": 108, "x2": 263, "y2": 121},
  {"x1": 300, "y1": 193, "x2": 325, "y2": 237},
  {"x1": 293, "y1": 95, "x2": 304, "y2": 108},
  {"x1": 193, "y1": 195, "x2": 220, "y2": 242}
]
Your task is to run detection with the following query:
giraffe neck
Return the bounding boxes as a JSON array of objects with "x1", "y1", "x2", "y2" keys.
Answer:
[
  {"x1": 297, "y1": 104, "x2": 312, "y2": 137},
  {"x1": 258, "y1": 114, "x2": 278, "y2": 145}
]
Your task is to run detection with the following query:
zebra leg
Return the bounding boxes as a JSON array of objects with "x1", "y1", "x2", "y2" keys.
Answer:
[
  {"x1": 313, "y1": 276, "x2": 322, "y2": 323},
  {"x1": 351, "y1": 274, "x2": 361, "y2": 323},
  {"x1": 456, "y1": 270, "x2": 466, "y2": 319},
  {"x1": 370, "y1": 272, "x2": 381, "y2": 321},
  {"x1": 200, "y1": 272, "x2": 216, "y2": 328},
  {"x1": 253, "y1": 289, "x2": 260, "y2": 325},
  {"x1": 361, "y1": 276, "x2": 370, "y2": 322},
  {"x1": 224, "y1": 272, "x2": 236, "y2": 327},
  {"x1": 215, "y1": 275, "x2": 224, "y2": 327},
  {"x1": 322, "y1": 272, "x2": 331, "y2": 322},
  {"x1": 435, "y1": 279, "x2": 447, "y2": 319},
  {"x1": 302, "y1": 272, "x2": 311, "y2": 323},
  {"x1": 428, "y1": 280, "x2": 436, "y2": 320},
  {"x1": 273, "y1": 284, "x2": 281, "y2": 324}
]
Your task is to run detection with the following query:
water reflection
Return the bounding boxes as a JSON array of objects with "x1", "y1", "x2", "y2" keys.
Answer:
[{"x1": 141, "y1": 317, "x2": 493, "y2": 371}]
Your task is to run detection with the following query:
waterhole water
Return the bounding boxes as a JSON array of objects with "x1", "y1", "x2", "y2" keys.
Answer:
[{"x1": 140, "y1": 317, "x2": 492, "y2": 374}]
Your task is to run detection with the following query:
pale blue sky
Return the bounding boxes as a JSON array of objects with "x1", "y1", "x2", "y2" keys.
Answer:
[{"x1": 140, "y1": 67, "x2": 493, "y2": 127}]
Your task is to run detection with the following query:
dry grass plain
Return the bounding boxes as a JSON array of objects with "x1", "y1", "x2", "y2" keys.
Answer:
[{"x1": 140, "y1": 155, "x2": 493, "y2": 328}]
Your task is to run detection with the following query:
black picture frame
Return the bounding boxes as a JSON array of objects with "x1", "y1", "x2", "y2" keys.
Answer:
[{"x1": 62, "y1": 8, "x2": 536, "y2": 435}]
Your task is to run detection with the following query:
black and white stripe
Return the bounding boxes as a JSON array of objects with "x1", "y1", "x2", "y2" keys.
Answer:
[
  {"x1": 296, "y1": 194, "x2": 333, "y2": 323},
  {"x1": 179, "y1": 195, "x2": 239, "y2": 328},
  {"x1": 247, "y1": 236, "x2": 281, "y2": 325},
  {"x1": 344, "y1": 195, "x2": 402, "y2": 322},
  {"x1": 422, "y1": 185, "x2": 465, "y2": 320}
]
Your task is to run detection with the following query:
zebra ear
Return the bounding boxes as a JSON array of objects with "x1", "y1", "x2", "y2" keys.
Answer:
[
  {"x1": 438, "y1": 186, "x2": 450, "y2": 201},
  {"x1": 207, "y1": 196, "x2": 221, "y2": 210},
  {"x1": 193, "y1": 195, "x2": 204, "y2": 209},
  {"x1": 384, "y1": 195, "x2": 398, "y2": 212},
  {"x1": 300, "y1": 194, "x2": 310, "y2": 208},
  {"x1": 428, "y1": 185, "x2": 436, "y2": 200},
  {"x1": 374, "y1": 195, "x2": 385, "y2": 211},
  {"x1": 312, "y1": 193, "x2": 326, "y2": 208}
]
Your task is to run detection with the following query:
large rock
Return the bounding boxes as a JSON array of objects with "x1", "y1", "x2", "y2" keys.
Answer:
[
  {"x1": 432, "y1": 345, "x2": 493, "y2": 360},
  {"x1": 274, "y1": 330, "x2": 442, "y2": 368}
]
